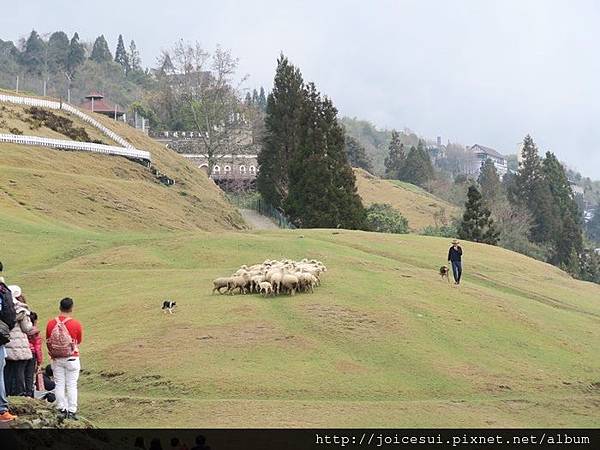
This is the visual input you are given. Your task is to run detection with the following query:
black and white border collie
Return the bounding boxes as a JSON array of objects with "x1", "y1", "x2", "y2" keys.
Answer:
[{"x1": 162, "y1": 300, "x2": 177, "y2": 314}]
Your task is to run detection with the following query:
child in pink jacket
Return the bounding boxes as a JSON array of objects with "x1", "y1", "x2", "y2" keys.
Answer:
[{"x1": 26, "y1": 312, "x2": 43, "y2": 397}]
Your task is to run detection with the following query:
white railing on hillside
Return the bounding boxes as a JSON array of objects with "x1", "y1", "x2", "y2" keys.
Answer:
[
  {"x1": 0, "y1": 134, "x2": 150, "y2": 161},
  {"x1": 0, "y1": 94, "x2": 133, "y2": 149}
]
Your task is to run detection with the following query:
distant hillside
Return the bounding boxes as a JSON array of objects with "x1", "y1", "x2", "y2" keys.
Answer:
[
  {"x1": 0, "y1": 93, "x2": 245, "y2": 232},
  {"x1": 342, "y1": 117, "x2": 421, "y2": 176},
  {"x1": 354, "y1": 168, "x2": 460, "y2": 231}
]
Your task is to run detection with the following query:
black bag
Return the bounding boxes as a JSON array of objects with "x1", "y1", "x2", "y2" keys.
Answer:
[
  {"x1": 0, "y1": 319, "x2": 9, "y2": 346},
  {"x1": 0, "y1": 282, "x2": 16, "y2": 344}
]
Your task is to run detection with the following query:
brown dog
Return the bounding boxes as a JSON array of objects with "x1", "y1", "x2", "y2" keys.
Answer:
[{"x1": 439, "y1": 266, "x2": 450, "y2": 283}]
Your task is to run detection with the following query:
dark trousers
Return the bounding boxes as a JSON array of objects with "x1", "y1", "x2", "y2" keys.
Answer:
[
  {"x1": 24, "y1": 358, "x2": 36, "y2": 397},
  {"x1": 451, "y1": 261, "x2": 462, "y2": 283},
  {"x1": 4, "y1": 359, "x2": 28, "y2": 396}
]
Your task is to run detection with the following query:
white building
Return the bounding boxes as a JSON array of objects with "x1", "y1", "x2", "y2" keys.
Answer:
[{"x1": 466, "y1": 144, "x2": 508, "y2": 178}]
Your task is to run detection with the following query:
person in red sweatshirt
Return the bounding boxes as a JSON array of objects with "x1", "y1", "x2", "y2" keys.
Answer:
[{"x1": 46, "y1": 297, "x2": 83, "y2": 420}]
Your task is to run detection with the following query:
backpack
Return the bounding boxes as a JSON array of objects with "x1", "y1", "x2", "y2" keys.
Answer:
[
  {"x1": 0, "y1": 283, "x2": 16, "y2": 345},
  {"x1": 47, "y1": 317, "x2": 75, "y2": 358}
]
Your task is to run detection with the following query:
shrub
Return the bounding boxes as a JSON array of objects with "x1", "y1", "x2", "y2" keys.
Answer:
[
  {"x1": 420, "y1": 225, "x2": 457, "y2": 237},
  {"x1": 365, "y1": 203, "x2": 409, "y2": 234}
]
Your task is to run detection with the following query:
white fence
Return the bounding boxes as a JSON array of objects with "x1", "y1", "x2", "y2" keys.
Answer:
[
  {"x1": 0, "y1": 94, "x2": 134, "y2": 149},
  {"x1": 0, "y1": 134, "x2": 151, "y2": 162}
]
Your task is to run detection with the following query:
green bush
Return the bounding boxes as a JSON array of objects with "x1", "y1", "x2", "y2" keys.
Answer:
[
  {"x1": 365, "y1": 203, "x2": 409, "y2": 234},
  {"x1": 420, "y1": 225, "x2": 457, "y2": 237}
]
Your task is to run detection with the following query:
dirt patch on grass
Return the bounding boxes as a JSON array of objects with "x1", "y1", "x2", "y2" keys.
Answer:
[
  {"x1": 299, "y1": 303, "x2": 382, "y2": 336},
  {"x1": 335, "y1": 360, "x2": 369, "y2": 374}
]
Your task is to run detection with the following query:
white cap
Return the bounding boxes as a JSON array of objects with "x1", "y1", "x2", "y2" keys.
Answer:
[{"x1": 8, "y1": 285, "x2": 21, "y2": 299}]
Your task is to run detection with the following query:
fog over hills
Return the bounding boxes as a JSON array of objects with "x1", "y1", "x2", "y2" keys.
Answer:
[{"x1": 2, "y1": 0, "x2": 599, "y2": 176}]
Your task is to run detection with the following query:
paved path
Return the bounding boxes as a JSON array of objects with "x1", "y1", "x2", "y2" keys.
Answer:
[{"x1": 239, "y1": 208, "x2": 279, "y2": 230}]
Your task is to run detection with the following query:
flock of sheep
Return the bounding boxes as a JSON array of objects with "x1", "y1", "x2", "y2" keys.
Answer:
[{"x1": 212, "y1": 259, "x2": 327, "y2": 296}]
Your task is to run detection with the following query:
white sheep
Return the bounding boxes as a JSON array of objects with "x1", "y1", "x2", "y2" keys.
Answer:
[{"x1": 259, "y1": 281, "x2": 274, "y2": 296}]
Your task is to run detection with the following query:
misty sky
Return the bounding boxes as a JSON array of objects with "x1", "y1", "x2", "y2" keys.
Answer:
[{"x1": 3, "y1": 0, "x2": 600, "y2": 177}]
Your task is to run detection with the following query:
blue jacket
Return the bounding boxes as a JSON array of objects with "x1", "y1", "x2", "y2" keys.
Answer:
[{"x1": 448, "y1": 246, "x2": 462, "y2": 262}]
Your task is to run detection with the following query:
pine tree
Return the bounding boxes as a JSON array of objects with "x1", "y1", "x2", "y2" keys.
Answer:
[
  {"x1": 345, "y1": 135, "x2": 373, "y2": 172},
  {"x1": 251, "y1": 88, "x2": 259, "y2": 106},
  {"x1": 91, "y1": 35, "x2": 112, "y2": 63},
  {"x1": 21, "y1": 30, "x2": 46, "y2": 75},
  {"x1": 511, "y1": 135, "x2": 540, "y2": 206},
  {"x1": 458, "y1": 185, "x2": 500, "y2": 244},
  {"x1": 542, "y1": 151, "x2": 583, "y2": 268},
  {"x1": 47, "y1": 31, "x2": 70, "y2": 73},
  {"x1": 157, "y1": 51, "x2": 174, "y2": 74},
  {"x1": 384, "y1": 130, "x2": 405, "y2": 179},
  {"x1": 400, "y1": 140, "x2": 434, "y2": 187},
  {"x1": 128, "y1": 40, "x2": 141, "y2": 72},
  {"x1": 258, "y1": 87, "x2": 267, "y2": 110},
  {"x1": 67, "y1": 32, "x2": 85, "y2": 75},
  {"x1": 256, "y1": 54, "x2": 305, "y2": 207},
  {"x1": 244, "y1": 92, "x2": 252, "y2": 105},
  {"x1": 511, "y1": 135, "x2": 561, "y2": 243},
  {"x1": 114, "y1": 34, "x2": 130, "y2": 72},
  {"x1": 285, "y1": 82, "x2": 365, "y2": 228},
  {"x1": 478, "y1": 158, "x2": 502, "y2": 205}
]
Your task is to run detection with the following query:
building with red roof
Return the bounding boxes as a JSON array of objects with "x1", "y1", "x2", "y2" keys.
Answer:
[{"x1": 80, "y1": 92, "x2": 125, "y2": 119}]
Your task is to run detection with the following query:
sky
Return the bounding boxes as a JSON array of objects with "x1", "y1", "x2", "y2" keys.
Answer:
[{"x1": 3, "y1": 0, "x2": 600, "y2": 177}]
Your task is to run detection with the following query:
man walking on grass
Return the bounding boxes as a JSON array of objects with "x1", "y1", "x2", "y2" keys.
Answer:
[
  {"x1": 46, "y1": 297, "x2": 83, "y2": 420},
  {"x1": 448, "y1": 239, "x2": 463, "y2": 285}
]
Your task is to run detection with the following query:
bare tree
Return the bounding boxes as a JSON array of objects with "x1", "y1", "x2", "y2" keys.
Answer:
[{"x1": 162, "y1": 41, "x2": 249, "y2": 172}]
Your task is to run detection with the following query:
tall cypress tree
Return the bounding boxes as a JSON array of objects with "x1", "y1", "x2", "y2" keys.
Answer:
[
  {"x1": 258, "y1": 87, "x2": 267, "y2": 111},
  {"x1": 458, "y1": 185, "x2": 500, "y2": 244},
  {"x1": 114, "y1": 34, "x2": 130, "y2": 72},
  {"x1": 256, "y1": 54, "x2": 304, "y2": 207},
  {"x1": 91, "y1": 35, "x2": 112, "y2": 63},
  {"x1": 542, "y1": 151, "x2": 583, "y2": 268},
  {"x1": 478, "y1": 158, "x2": 502, "y2": 205},
  {"x1": 67, "y1": 32, "x2": 85, "y2": 75},
  {"x1": 384, "y1": 130, "x2": 405, "y2": 179},
  {"x1": 47, "y1": 31, "x2": 70, "y2": 73},
  {"x1": 21, "y1": 30, "x2": 46, "y2": 75},
  {"x1": 285, "y1": 83, "x2": 365, "y2": 228},
  {"x1": 128, "y1": 40, "x2": 142, "y2": 72},
  {"x1": 400, "y1": 140, "x2": 434, "y2": 187},
  {"x1": 511, "y1": 135, "x2": 560, "y2": 243}
]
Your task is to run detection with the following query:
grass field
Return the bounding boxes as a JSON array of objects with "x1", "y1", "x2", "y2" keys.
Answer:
[
  {"x1": 2, "y1": 213, "x2": 598, "y2": 427},
  {"x1": 0, "y1": 93, "x2": 598, "y2": 428},
  {"x1": 354, "y1": 168, "x2": 460, "y2": 231}
]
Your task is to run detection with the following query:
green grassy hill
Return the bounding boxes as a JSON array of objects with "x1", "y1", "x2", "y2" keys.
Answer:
[
  {"x1": 0, "y1": 94, "x2": 245, "y2": 231},
  {"x1": 1, "y1": 94, "x2": 598, "y2": 428},
  {"x1": 354, "y1": 168, "x2": 460, "y2": 231},
  {"x1": 2, "y1": 215, "x2": 598, "y2": 427}
]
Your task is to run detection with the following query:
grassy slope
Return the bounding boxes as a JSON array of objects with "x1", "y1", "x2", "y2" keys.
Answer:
[
  {"x1": 0, "y1": 95, "x2": 245, "y2": 232},
  {"x1": 2, "y1": 210, "x2": 598, "y2": 427},
  {"x1": 354, "y1": 168, "x2": 460, "y2": 231},
  {"x1": 0, "y1": 92, "x2": 598, "y2": 428}
]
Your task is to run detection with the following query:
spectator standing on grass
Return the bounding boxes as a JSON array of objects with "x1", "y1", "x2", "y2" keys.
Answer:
[
  {"x1": 0, "y1": 262, "x2": 18, "y2": 422},
  {"x1": 26, "y1": 311, "x2": 42, "y2": 397},
  {"x1": 447, "y1": 239, "x2": 463, "y2": 285},
  {"x1": 46, "y1": 297, "x2": 83, "y2": 420},
  {"x1": 4, "y1": 286, "x2": 34, "y2": 396}
]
